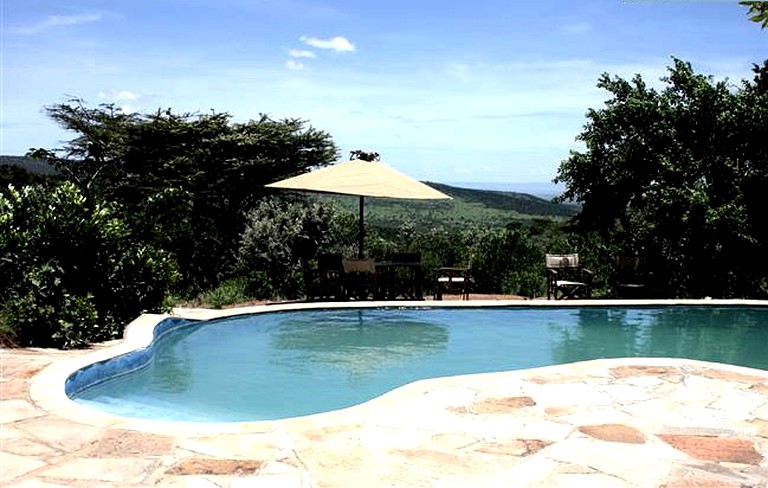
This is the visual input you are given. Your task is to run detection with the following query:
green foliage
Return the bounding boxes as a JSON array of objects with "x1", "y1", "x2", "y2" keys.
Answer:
[
  {"x1": 199, "y1": 277, "x2": 251, "y2": 309},
  {"x1": 741, "y1": 1, "x2": 768, "y2": 28},
  {"x1": 0, "y1": 183, "x2": 179, "y2": 348},
  {"x1": 472, "y1": 224, "x2": 546, "y2": 297},
  {"x1": 410, "y1": 226, "x2": 476, "y2": 293},
  {"x1": 236, "y1": 198, "x2": 338, "y2": 299},
  {"x1": 0, "y1": 311, "x2": 14, "y2": 347},
  {"x1": 556, "y1": 58, "x2": 768, "y2": 298},
  {"x1": 3, "y1": 264, "x2": 100, "y2": 348},
  {"x1": 313, "y1": 182, "x2": 575, "y2": 234},
  {"x1": 30, "y1": 99, "x2": 339, "y2": 293}
]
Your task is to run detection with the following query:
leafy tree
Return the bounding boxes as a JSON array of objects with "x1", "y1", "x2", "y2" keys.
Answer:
[
  {"x1": 556, "y1": 58, "x2": 768, "y2": 298},
  {"x1": 0, "y1": 183, "x2": 178, "y2": 348},
  {"x1": 29, "y1": 99, "x2": 339, "y2": 292}
]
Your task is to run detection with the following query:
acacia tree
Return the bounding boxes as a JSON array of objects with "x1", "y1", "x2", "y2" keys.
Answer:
[
  {"x1": 556, "y1": 59, "x2": 768, "y2": 298},
  {"x1": 30, "y1": 100, "x2": 339, "y2": 292}
]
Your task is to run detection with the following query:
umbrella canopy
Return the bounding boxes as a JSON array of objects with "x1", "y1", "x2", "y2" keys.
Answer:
[
  {"x1": 265, "y1": 158, "x2": 450, "y2": 199},
  {"x1": 265, "y1": 152, "x2": 452, "y2": 257}
]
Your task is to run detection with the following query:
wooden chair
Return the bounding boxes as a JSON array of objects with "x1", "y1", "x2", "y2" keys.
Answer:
[
  {"x1": 434, "y1": 262, "x2": 472, "y2": 300},
  {"x1": 342, "y1": 258, "x2": 377, "y2": 300},
  {"x1": 545, "y1": 253, "x2": 593, "y2": 300},
  {"x1": 306, "y1": 253, "x2": 345, "y2": 301},
  {"x1": 379, "y1": 252, "x2": 423, "y2": 300},
  {"x1": 613, "y1": 255, "x2": 650, "y2": 298}
]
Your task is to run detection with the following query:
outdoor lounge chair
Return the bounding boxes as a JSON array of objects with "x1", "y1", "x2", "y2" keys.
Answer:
[{"x1": 545, "y1": 253, "x2": 593, "y2": 300}]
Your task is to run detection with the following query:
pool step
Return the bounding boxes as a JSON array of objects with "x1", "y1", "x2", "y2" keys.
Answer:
[{"x1": 74, "y1": 395, "x2": 230, "y2": 422}]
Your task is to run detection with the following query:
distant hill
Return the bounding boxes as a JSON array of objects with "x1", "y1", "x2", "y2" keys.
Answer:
[
  {"x1": 311, "y1": 181, "x2": 578, "y2": 232},
  {"x1": 0, "y1": 155, "x2": 58, "y2": 175},
  {"x1": 447, "y1": 181, "x2": 565, "y2": 200},
  {"x1": 0, "y1": 156, "x2": 579, "y2": 230},
  {"x1": 427, "y1": 182, "x2": 575, "y2": 217}
]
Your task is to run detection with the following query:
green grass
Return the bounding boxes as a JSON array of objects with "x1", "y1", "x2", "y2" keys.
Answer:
[
  {"x1": 198, "y1": 277, "x2": 251, "y2": 309},
  {"x1": 166, "y1": 277, "x2": 254, "y2": 310}
]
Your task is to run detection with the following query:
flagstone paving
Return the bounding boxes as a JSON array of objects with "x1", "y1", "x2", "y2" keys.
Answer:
[{"x1": 3, "y1": 310, "x2": 768, "y2": 486}]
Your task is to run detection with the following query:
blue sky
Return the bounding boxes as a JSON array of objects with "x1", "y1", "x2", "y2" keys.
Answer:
[{"x1": 2, "y1": 1, "x2": 766, "y2": 184}]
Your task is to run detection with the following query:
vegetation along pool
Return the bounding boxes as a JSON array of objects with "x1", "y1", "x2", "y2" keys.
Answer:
[{"x1": 68, "y1": 306, "x2": 768, "y2": 422}]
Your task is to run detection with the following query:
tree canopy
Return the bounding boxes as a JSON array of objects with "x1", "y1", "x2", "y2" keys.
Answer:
[
  {"x1": 556, "y1": 58, "x2": 768, "y2": 298},
  {"x1": 30, "y1": 100, "x2": 339, "y2": 291}
]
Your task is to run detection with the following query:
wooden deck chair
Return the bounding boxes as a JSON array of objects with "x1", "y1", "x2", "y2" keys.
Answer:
[{"x1": 545, "y1": 253, "x2": 593, "y2": 300}]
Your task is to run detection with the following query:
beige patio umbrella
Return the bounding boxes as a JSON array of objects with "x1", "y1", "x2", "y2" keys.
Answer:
[{"x1": 266, "y1": 150, "x2": 452, "y2": 257}]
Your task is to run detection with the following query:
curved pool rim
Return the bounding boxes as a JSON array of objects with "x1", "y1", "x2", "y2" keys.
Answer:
[{"x1": 29, "y1": 298, "x2": 768, "y2": 434}]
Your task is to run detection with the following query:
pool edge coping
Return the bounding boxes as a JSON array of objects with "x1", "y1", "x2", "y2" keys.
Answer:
[{"x1": 29, "y1": 298, "x2": 768, "y2": 435}]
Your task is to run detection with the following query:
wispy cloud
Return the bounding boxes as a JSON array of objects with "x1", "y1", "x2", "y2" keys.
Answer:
[
  {"x1": 300, "y1": 35, "x2": 355, "y2": 52},
  {"x1": 13, "y1": 13, "x2": 102, "y2": 35},
  {"x1": 284, "y1": 59, "x2": 308, "y2": 71},
  {"x1": 288, "y1": 49, "x2": 316, "y2": 59}
]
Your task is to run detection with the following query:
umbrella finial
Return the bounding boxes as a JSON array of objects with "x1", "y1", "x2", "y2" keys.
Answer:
[{"x1": 350, "y1": 149, "x2": 380, "y2": 162}]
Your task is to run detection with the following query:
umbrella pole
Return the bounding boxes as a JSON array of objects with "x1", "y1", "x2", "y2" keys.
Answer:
[{"x1": 358, "y1": 195, "x2": 365, "y2": 258}]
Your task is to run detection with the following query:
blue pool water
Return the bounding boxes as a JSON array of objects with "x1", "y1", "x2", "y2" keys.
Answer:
[{"x1": 69, "y1": 306, "x2": 768, "y2": 422}]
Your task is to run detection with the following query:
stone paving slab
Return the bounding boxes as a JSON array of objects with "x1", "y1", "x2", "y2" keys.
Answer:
[
  {"x1": 0, "y1": 450, "x2": 47, "y2": 483},
  {"x1": 3, "y1": 302, "x2": 768, "y2": 487}
]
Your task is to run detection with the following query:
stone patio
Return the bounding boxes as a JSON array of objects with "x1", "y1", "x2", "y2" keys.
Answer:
[{"x1": 3, "y1": 302, "x2": 768, "y2": 487}]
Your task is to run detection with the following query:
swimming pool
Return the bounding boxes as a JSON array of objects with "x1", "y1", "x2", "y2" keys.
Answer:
[{"x1": 67, "y1": 305, "x2": 768, "y2": 422}]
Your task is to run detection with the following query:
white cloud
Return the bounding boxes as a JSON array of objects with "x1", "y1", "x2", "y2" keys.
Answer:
[
  {"x1": 300, "y1": 35, "x2": 355, "y2": 52},
  {"x1": 289, "y1": 49, "x2": 316, "y2": 59},
  {"x1": 117, "y1": 90, "x2": 140, "y2": 100},
  {"x1": 284, "y1": 59, "x2": 308, "y2": 71},
  {"x1": 13, "y1": 13, "x2": 102, "y2": 35},
  {"x1": 97, "y1": 90, "x2": 142, "y2": 101}
]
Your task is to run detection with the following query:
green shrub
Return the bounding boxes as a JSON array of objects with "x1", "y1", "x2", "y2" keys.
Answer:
[
  {"x1": 4, "y1": 264, "x2": 101, "y2": 348},
  {"x1": 472, "y1": 224, "x2": 543, "y2": 297},
  {"x1": 236, "y1": 199, "x2": 336, "y2": 299},
  {"x1": 0, "y1": 183, "x2": 179, "y2": 348},
  {"x1": 200, "y1": 277, "x2": 250, "y2": 309}
]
